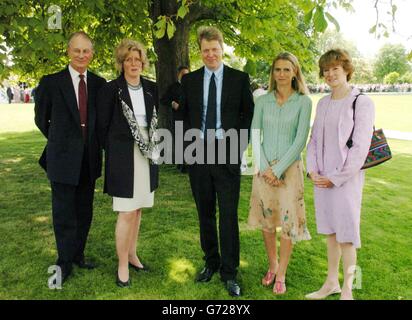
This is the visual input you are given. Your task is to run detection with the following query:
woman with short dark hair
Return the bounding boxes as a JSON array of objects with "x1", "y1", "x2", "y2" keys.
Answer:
[{"x1": 305, "y1": 49, "x2": 375, "y2": 300}]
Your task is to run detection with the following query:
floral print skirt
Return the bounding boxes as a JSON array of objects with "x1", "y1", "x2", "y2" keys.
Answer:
[{"x1": 248, "y1": 160, "x2": 311, "y2": 244}]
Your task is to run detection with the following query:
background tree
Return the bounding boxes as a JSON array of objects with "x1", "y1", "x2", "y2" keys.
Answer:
[
  {"x1": 383, "y1": 71, "x2": 400, "y2": 85},
  {"x1": 373, "y1": 43, "x2": 411, "y2": 82},
  {"x1": 1, "y1": 0, "x2": 407, "y2": 124},
  {"x1": 312, "y1": 28, "x2": 376, "y2": 84},
  {"x1": 1, "y1": 0, "x2": 342, "y2": 127},
  {"x1": 399, "y1": 72, "x2": 412, "y2": 84}
]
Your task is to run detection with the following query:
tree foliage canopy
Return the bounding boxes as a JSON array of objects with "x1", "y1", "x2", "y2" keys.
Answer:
[
  {"x1": 374, "y1": 43, "x2": 411, "y2": 82},
  {"x1": 0, "y1": 0, "x2": 406, "y2": 86},
  {"x1": 0, "y1": 0, "x2": 356, "y2": 83}
]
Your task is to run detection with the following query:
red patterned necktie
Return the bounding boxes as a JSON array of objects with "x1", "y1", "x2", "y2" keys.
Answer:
[{"x1": 78, "y1": 74, "x2": 87, "y2": 139}]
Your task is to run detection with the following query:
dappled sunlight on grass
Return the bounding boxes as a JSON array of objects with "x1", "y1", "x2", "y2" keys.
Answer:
[
  {"x1": 0, "y1": 157, "x2": 24, "y2": 164},
  {"x1": 239, "y1": 222, "x2": 254, "y2": 232},
  {"x1": 367, "y1": 177, "x2": 394, "y2": 187},
  {"x1": 239, "y1": 259, "x2": 249, "y2": 268},
  {"x1": 167, "y1": 258, "x2": 196, "y2": 283},
  {"x1": 33, "y1": 216, "x2": 49, "y2": 223},
  {"x1": 0, "y1": 130, "x2": 411, "y2": 299},
  {"x1": 47, "y1": 248, "x2": 57, "y2": 256}
]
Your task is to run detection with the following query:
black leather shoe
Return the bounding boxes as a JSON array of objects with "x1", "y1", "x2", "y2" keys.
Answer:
[
  {"x1": 53, "y1": 262, "x2": 72, "y2": 284},
  {"x1": 225, "y1": 280, "x2": 241, "y2": 297},
  {"x1": 74, "y1": 260, "x2": 96, "y2": 269},
  {"x1": 196, "y1": 267, "x2": 218, "y2": 283},
  {"x1": 116, "y1": 273, "x2": 131, "y2": 288},
  {"x1": 129, "y1": 262, "x2": 149, "y2": 272},
  {"x1": 61, "y1": 266, "x2": 72, "y2": 284}
]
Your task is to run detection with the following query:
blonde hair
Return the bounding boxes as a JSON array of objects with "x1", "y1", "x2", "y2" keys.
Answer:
[
  {"x1": 318, "y1": 49, "x2": 354, "y2": 81},
  {"x1": 197, "y1": 26, "x2": 224, "y2": 50},
  {"x1": 268, "y1": 52, "x2": 308, "y2": 95},
  {"x1": 114, "y1": 39, "x2": 149, "y2": 72}
]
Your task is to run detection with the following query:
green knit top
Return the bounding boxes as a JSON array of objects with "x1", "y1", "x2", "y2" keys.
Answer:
[{"x1": 251, "y1": 91, "x2": 312, "y2": 178}]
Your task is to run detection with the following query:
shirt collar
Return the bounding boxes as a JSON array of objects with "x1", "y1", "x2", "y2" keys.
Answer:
[
  {"x1": 68, "y1": 64, "x2": 88, "y2": 81},
  {"x1": 204, "y1": 63, "x2": 224, "y2": 79}
]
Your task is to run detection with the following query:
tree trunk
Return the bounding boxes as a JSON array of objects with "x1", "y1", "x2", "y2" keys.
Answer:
[
  {"x1": 149, "y1": 0, "x2": 218, "y2": 129},
  {"x1": 150, "y1": 0, "x2": 190, "y2": 130}
]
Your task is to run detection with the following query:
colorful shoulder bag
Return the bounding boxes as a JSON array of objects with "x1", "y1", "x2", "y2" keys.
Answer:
[{"x1": 346, "y1": 94, "x2": 392, "y2": 169}]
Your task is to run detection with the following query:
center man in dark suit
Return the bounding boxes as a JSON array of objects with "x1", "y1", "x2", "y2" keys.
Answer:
[
  {"x1": 180, "y1": 26, "x2": 254, "y2": 297},
  {"x1": 34, "y1": 31, "x2": 106, "y2": 284}
]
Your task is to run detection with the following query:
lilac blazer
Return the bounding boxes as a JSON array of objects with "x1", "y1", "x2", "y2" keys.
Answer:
[{"x1": 306, "y1": 88, "x2": 375, "y2": 187}]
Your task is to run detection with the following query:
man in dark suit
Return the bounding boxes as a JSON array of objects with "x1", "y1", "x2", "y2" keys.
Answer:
[
  {"x1": 34, "y1": 31, "x2": 106, "y2": 284},
  {"x1": 180, "y1": 26, "x2": 254, "y2": 297},
  {"x1": 6, "y1": 87, "x2": 13, "y2": 104},
  {"x1": 160, "y1": 65, "x2": 189, "y2": 172}
]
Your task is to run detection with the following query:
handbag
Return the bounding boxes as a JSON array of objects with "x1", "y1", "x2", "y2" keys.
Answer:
[{"x1": 346, "y1": 93, "x2": 392, "y2": 170}]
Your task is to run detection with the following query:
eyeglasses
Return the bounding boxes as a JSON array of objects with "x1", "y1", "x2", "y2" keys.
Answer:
[{"x1": 124, "y1": 57, "x2": 143, "y2": 64}]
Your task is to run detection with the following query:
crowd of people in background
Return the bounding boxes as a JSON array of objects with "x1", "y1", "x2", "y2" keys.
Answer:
[
  {"x1": 0, "y1": 82, "x2": 35, "y2": 104},
  {"x1": 308, "y1": 83, "x2": 412, "y2": 93},
  {"x1": 2, "y1": 81, "x2": 412, "y2": 105}
]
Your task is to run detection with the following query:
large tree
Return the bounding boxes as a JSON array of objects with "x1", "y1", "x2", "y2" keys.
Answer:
[
  {"x1": 0, "y1": 0, "x2": 402, "y2": 123},
  {"x1": 314, "y1": 28, "x2": 376, "y2": 84},
  {"x1": 373, "y1": 43, "x2": 411, "y2": 82}
]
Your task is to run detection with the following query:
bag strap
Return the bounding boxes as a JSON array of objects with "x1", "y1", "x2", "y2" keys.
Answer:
[{"x1": 346, "y1": 93, "x2": 363, "y2": 148}]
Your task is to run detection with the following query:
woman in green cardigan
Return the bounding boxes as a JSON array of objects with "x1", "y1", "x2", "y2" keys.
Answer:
[{"x1": 248, "y1": 52, "x2": 312, "y2": 295}]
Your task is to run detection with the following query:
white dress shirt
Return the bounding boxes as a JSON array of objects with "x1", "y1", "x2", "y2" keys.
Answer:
[
  {"x1": 128, "y1": 87, "x2": 148, "y2": 127},
  {"x1": 202, "y1": 63, "x2": 224, "y2": 139},
  {"x1": 68, "y1": 64, "x2": 88, "y2": 109}
]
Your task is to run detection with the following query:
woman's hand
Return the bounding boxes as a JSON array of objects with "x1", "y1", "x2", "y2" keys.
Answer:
[
  {"x1": 262, "y1": 168, "x2": 283, "y2": 187},
  {"x1": 308, "y1": 171, "x2": 318, "y2": 181},
  {"x1": 312, "y1": 174, "x2": 334, "y2": 188}
]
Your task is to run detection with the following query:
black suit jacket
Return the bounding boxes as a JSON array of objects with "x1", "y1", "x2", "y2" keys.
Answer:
[
  {"x1": 34, "y1": 67, "x2": 106, "y2": 185},
  {"x1": 96, "y1": 74, "x2": 159, "y2": 197},
  {"x1": 180, "y1": 65, "x2": 254, "y2": 173},
  {"x1": 160, "y1": 81, "x2": 184, "y2": 121}
]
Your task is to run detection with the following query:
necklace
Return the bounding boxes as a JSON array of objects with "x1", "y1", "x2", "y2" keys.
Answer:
[{"x1": 127, "y1": 82, "x2": 142, "y2": 91}]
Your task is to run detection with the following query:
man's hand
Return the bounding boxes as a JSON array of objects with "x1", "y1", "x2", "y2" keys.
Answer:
[{"x1": 171, "y1": 101, "x2": 179, "y2": 110}]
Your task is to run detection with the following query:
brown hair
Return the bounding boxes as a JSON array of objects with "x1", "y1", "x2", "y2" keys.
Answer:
[
  {"x1": 318, "y1": 49, "x2": 354, "y2": 81},
  {"x1": 268, "y1": 52, "x2": 309, "y2": 95},
  {"x1": 114, "y1": 39, "x2": 149, "y2": 72},
  {"x1": 197, "y1": 26, "x2": 224, "y2": 50}
]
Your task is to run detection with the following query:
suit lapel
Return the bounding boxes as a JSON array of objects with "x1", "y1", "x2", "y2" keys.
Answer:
[
  {"x1": 319, "y1": 97, "x2": 331, "y2": 171},
  {"x1": 141, "y1": 78, "x2": 153, "y2": 124},
  {"x1": 194, "y1": 68, "x2": 204, "y2": 128},
  {"x1": 116, "y1": 75, "x2": 133, "y2": 113},
  {"x1": 220, "y1": 65, "x2": 230, "y2": 112},
  {"x1": 87, "y1": 72, "x2": 97, "y2": 136},
  {"x1": 59, "y1": 68, "x2": 81, "y2": 128}
]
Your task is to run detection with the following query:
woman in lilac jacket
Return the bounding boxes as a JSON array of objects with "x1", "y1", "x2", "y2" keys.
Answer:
[{"x1": 305, "y1": 49, "x2": 375, "y2": 300}]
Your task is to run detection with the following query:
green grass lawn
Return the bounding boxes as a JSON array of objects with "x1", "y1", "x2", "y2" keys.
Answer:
[
  {"x1": 310, "y1": 94, "x2": 412, "y2": 132},
  {"x1": 1, "y1": 94, "x2": 411, "y2": 134},
  {"x1": 0, "y1": 130, "x2": 411, "y2": 300}
]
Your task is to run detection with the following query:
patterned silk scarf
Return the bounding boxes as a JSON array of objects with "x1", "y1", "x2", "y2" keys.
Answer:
[{"x1": 118, "y1": 88, "x2": 160, "y2": 164}]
